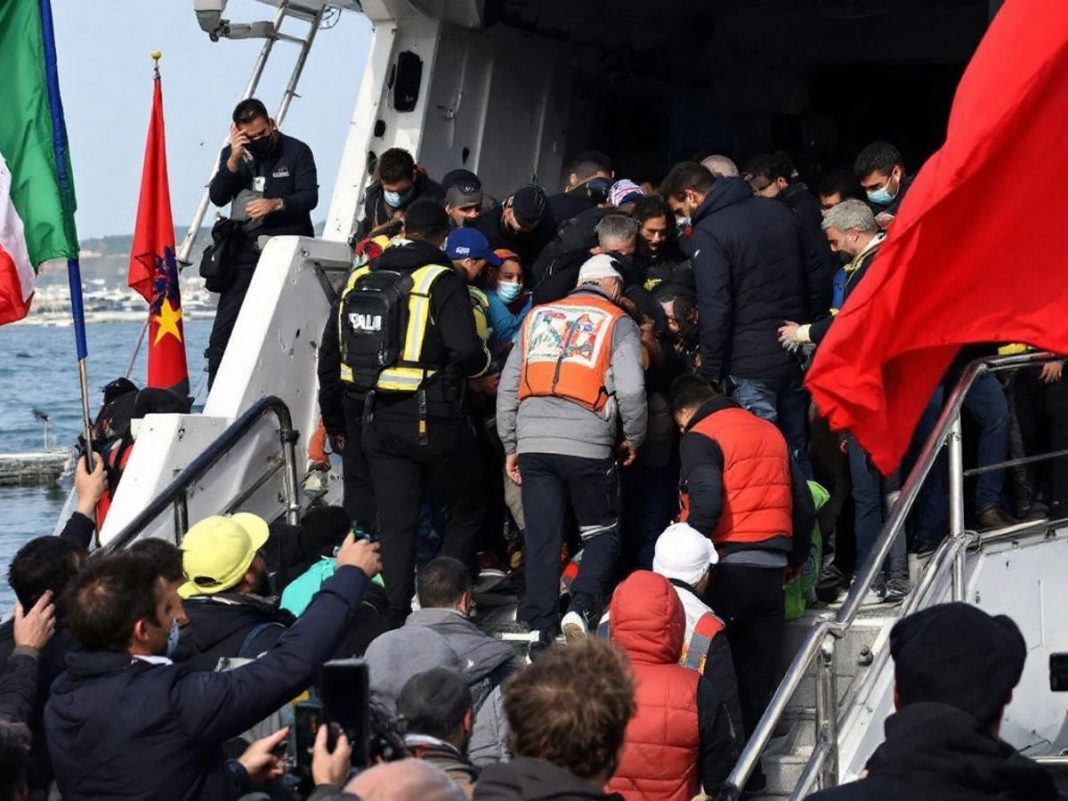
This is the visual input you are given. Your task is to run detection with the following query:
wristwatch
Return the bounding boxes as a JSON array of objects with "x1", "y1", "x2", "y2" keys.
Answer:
[{"x1": 275, "y1": 198, "x2": 285, "y2": 212}]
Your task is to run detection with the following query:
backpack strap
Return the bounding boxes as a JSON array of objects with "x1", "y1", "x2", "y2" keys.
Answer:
[{"x1": 237, "y1": 621, "x2": 286, "y2": 660}]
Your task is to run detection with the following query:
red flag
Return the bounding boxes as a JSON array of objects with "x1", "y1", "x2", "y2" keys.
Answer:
[
  {"x1": 805, "y1": 0, "x2": 1068, "y2": 475},
  {"x1": 128, "y1": 73, "x2": 189, "y2": 395}
]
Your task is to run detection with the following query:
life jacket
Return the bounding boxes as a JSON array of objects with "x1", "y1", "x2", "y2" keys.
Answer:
[
  {"x1": 679, "y1": 407, "x2": 793, "y2": 550},
  {"x1": 517, "y1": 290, "x2": 625, "y2": 412},
  {"x1": 680, "y1": 611, "x2": 726, "y2": 674},
  {"x1": 338, "y1": 262, "x2": 451, "y2": 393},
  {"x1": 607, "y1": 571, "x2": 700, "y2": 801}
]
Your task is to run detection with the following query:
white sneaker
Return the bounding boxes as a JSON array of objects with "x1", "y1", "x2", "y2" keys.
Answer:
[{"x1": 561, "y1": 610, "x2": 589, "y2": 642}]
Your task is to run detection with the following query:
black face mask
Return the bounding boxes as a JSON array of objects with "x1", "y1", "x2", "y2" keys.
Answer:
[
  {"x1": 246, "y1": 134, "x2": 277, "y2": 160},
  {"x1": 836, "y1": 249, "x2": 853, "y2": 266}
]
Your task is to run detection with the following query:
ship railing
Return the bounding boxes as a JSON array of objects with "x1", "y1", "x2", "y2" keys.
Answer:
[
  {"x1": 100, "y1": 395, "x2": 301, "y2": 553},
  {"x1": 718, "y1": 351, "x2": 1067, "y2": 800}
]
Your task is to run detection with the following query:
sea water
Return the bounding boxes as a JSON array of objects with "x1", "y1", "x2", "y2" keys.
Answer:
[{"x1": 0, "y1": 318, "x2": 212, "y2": 613}]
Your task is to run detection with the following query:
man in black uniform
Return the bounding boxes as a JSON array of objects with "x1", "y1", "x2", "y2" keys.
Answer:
[
  {"x1": 206, "y1": 98, "x2": 318, "y2": 386},
  {"x1": 336, "y1": 200, "x2": 492, "y2": 627},
  {"x1": 474, "y1": 184, "x2": 555, "y2": 268}
]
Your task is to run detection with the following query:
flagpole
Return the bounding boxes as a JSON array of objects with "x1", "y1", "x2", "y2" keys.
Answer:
[{"x1": 38, "y1": 0, "x2": 97, "y2": 534}]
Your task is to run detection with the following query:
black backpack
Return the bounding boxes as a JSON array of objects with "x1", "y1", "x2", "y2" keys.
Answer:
[{"x1": 339, "y1": 270, "x2": 414, "y2": 393}]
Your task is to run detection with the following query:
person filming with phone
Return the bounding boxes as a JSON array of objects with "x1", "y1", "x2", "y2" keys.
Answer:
[{"x1": 205, "y1": 97, "x2": 319, "y2": 386}]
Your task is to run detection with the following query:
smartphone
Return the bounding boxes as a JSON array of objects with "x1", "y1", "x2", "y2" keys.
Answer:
[
  {"x1": 320, "y1": 658, "x2": 371, "y2": 767},
  {"x1": 1050, "y1": 654, "x2": 1068, "y2": 691},
  {"x1": 293, "y1": 700, "x2": 328, "y2": 775}
]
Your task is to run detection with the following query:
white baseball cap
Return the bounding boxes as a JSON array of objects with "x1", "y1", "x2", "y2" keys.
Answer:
[
  {"x1": 577, "y1": 253, "x2": 623, "y2": 286},
  {"x1": 653, "y1": 522, "x2": 718, "y2": 586}
]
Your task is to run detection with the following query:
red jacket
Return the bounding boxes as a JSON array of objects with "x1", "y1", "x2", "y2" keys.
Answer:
[
  {"x1": 679, "y1": 403, "x2": 793, "y2": 553},
  {"x1": 607, "y1": 572, "x2": 700, "y2": 801}
]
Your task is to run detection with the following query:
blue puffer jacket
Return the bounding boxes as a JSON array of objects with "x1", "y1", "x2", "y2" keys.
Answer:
[
  {"x1": 45, "y1": 566, "x2": 369, "y2": 801},
  {"x1": 690, "y1": 177, "x2": 831, "y2": 381}
]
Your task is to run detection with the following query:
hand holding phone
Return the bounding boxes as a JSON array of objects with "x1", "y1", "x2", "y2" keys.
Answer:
[{"x1": 312, "y1": 722, "x2": 352, "y2": 788}]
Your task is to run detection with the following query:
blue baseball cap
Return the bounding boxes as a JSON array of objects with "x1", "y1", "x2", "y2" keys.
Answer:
[{"x1": 445, "y1": 227, "x2": 503, "y2": 266}]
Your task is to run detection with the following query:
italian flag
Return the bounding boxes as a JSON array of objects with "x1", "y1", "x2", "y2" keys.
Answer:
[{"x1": 0, "y1": 0, "x2": 80, "y2": 325}]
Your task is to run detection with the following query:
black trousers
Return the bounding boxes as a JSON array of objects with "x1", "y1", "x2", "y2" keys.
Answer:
[
  {"x1": 1012, "y1": 368, "x2": 1068, "y2": 508},
  {"x1": 341, "y1": 394, "x2": 376, "y2": 531},
  {"x1": 518, "y1": 452, "x2": 620, "y2": 636},
  {"x1": 205, "y1": 266, "x2": 256, "y2": 387},
  {"x1": 702, "y1": 563, "x2": 786, "y2": 740},
  {"x1": 365, "y1": 413, "x2": 482, "y2": 626}
]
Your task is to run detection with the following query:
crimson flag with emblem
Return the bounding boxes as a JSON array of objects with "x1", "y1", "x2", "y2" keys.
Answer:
[
  {"x1": 805, "y1": 0, "x2": 1068, "y2": 474},
  {"x1": 128, "y1": 69, "x2": 189, "y2": 396}
]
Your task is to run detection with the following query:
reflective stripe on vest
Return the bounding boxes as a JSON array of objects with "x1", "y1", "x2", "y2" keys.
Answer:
[
  {"x1": 517, "y1": 292, "x2": 624, "y2": 412},
  {"x1": 338, "y1": 263, "x2": 450, "y2": 390},
  {"x1": 680, "y1": 611, "x2": 725, "y2": 673},
  {"x1": 680, "y1": 407, "x2": 793, "y2": 548}
]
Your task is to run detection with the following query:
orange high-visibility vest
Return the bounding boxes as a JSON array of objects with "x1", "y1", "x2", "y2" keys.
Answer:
[{"x1": 518, "y1": 291, "x2": 625, "y2": 412}]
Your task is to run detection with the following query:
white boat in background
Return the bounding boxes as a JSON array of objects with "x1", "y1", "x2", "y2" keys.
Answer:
[{"x1": 55, "y1": 1, "x2": 1068, "y2": 797}]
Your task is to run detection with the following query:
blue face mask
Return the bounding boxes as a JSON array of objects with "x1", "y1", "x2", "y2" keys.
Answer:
[
  {"x1": 496, "y1": 281, "x2": 522, "y2": 303},
  {"x1": 383, "y1": 185, "x2": 414, "y2": 208},
  {"x1": 866, "y1": 174, "x2": 898, "y2": 206},
  {"x1": 165, "y1": 615, "x2": 181, "y2": 659}
]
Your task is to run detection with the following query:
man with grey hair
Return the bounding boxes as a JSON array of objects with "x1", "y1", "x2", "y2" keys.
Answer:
[
  {"x1": 701, "y1": 154, "x2": 740, "y2": 178},
  {"x1": 532, "y1": 214, "x2": 639, "y2": 305},
  {"x1": 594, "y1": 213, "x2": 640, "y2": 257},
  {"x1": 777, "y1": 198, "x2": 909, "y2": 605},
  {"x1": 498, "y1": 253, "x2": 647, "y2": 645},
  {"x1": 777, "y1": 199, "x2": 881, "y2": 347}
]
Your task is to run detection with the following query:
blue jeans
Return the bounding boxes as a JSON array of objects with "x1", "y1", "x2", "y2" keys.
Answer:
[
  {"x1": 908, "y1": 386, "x2": 949, "y2": 551},
  {"x1": 730, "y1": 375, "x2": 813, "y2": 480},
  {"x1": 847, "y1": 437, "x2": 908, "y2": 584},
  {"x1": 965, "y1": 372, "x2": 1009, "y2": 513}
]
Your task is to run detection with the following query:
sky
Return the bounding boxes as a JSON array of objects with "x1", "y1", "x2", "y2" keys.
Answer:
[{"x1": 53, "y1": 0, "x2": 372, "y2": 239}]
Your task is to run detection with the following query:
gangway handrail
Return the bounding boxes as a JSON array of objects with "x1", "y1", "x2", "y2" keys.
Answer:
[
  {"x1": 719, "y1": 350, "x2": 1063, "y2": 800},
  {"x1": 100, "y1": 395, "x2": 301, "y2": 554}
]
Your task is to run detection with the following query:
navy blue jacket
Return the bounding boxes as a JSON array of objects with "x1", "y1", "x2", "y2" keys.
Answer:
[
  {"x1": 689, "y1": 177, "x2": 830, "y2": 381},
  {"x1": 209, "y1": 132, "x2": 318, "y2": 239},
  {"x1": 44, "y1": 566, "x2": 369, "y2": 801}
]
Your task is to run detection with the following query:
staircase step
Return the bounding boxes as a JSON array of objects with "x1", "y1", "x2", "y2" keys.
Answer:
[{"x1": 762, "y1": 751, "x2": 810, "y2": 795}]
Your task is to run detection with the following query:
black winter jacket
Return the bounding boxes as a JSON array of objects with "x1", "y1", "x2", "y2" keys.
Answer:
[
  {"x1": 679, "y1": 398, "x2": 815, "y2": 564},
  {"x1": 44, "y1": 566, "x2": 369, "y2": 801},
  {"x1": 0, "y1": 511, "x2": 95, "y2": 793},
  {"x1": 0, "y1": 648, "x2": 38, "y2": 723},
  {"x1": 356, "y1": 169, "x2": 444, "y2": 239},
  {"x1": 178, "y1": 593, "x2": 294, "y2": 671},
  {"x1": 209, "y1": 132, "x2": 318, "y2": 241},
  {"x1": 318, "y1": 238, "x2": 491, "y2": 428},
  {"x1": 689, "y1": 177, "x2": 830, "y2": 381},
  {"x1": 475, "y1": 757, "x2": 623, "y2": 801},
  {"x1": 474, "y1": 204, "x2": 556, "y2": 269},
  {"x1": 780, "y1": 182, "x2": 836, "y2": 293},
  {"x1": 807, "y1": 703, "x2": 1061, "y2": 801}
]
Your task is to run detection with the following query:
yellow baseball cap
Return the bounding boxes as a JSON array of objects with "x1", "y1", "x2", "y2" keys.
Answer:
[{"x1": 178, "y1": 513, "x2": 270, "y2": 598}]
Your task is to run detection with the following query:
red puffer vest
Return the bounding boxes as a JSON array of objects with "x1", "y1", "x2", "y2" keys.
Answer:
[
  {"x1": 606, "y1": 571, "x2": 700, "y2": 801},
  {"x1": 679, "y1": 407, "x2": 793, "y2": 549}
]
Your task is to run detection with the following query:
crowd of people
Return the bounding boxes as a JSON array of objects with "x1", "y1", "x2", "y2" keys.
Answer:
[{"x1": 2, "y1": 96, "x2": 1066, "y2": 801}]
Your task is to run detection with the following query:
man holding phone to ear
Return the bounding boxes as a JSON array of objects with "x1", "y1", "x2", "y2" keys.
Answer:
[{"x1": 205, "y1": 97, "x2": 319, "y2": 386}]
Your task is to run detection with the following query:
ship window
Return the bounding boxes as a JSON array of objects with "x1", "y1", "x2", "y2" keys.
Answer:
[{"x1": 393, "y1": 51, "x2": 423, "y2": 112}]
